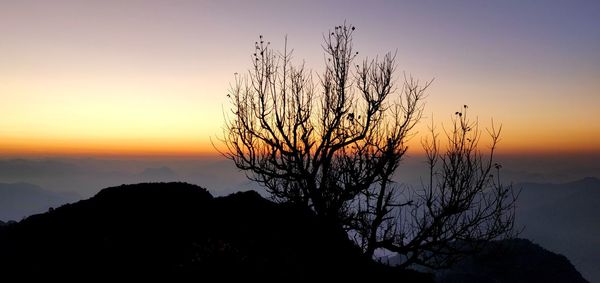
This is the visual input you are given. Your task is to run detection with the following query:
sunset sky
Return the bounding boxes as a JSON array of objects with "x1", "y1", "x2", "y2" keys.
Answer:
[{"x1": 1, "y1": 0, "x2": 599, "y2": 157}]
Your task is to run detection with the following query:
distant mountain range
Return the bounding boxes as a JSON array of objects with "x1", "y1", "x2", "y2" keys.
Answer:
[
  {"x1": 515, "y1": 177, "x2": 600, "y2": 283},
  {"x1": 137, "y1": 166, "x2": 178, "y2": 181},
  {"x1": 0, "y1": 158, "x2": 252, "y2": 197},
  {"x1": 0, "y1": 182, "x2": 79, "y2": 221}
]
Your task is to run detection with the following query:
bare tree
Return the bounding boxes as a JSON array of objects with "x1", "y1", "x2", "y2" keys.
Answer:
[
  {"x1": 222, "y1": 25, "x2": 425, "y2": 221},
  {"x1": 352, "y1": 106, "x2": 517, "y2": 267},
  {"x1": 221, "y1": 23, "x2": 516, "y2": 269}
]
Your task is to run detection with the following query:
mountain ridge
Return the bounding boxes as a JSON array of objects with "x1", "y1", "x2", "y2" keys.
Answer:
[
  {"x1": 435, "y1": 238, "x2": 589, "y2": 283},
  {"x1": 0, "y1": 182, "x2": 430, "y2": 281}
]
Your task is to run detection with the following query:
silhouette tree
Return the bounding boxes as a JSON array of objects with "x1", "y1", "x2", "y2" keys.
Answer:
[
  {"x1": 221, "y1": 23, "x2": 517, "y2": 269},
  {"x1": 352, "y1": 106, "x2": 517, "y2": 267}
]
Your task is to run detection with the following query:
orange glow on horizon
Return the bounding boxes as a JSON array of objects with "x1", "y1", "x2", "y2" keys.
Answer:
[
  {"x1": 0, "y1": 137, "x2": 222, "y2": 158},
  {"x1": 1, "y1": 130, "x2": 598, "y2": 158}
]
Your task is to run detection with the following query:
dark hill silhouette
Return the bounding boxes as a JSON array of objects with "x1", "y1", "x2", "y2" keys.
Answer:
[
  {"x1": 0, "y1": 182, "x2": 431, "y2": 281},
  {"x1": 435, "y1": 239, "x2": 589, "y2": 283}
]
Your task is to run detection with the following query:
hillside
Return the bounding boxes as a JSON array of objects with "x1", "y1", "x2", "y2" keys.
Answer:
[
  {"x1": 0, "y1": 182, "x2": 431, "y2": 281},
  {"x1": 435, "y1": 239, "x2": 589, "y2": 283}
]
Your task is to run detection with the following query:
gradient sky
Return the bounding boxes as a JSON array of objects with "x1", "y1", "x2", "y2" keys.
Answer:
[{"x1": 1, "y1": 0, "x2": 599, "y2": 157}]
